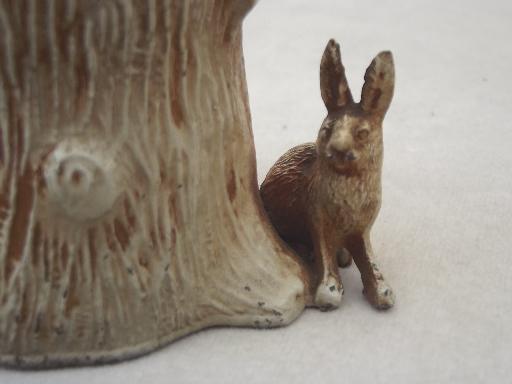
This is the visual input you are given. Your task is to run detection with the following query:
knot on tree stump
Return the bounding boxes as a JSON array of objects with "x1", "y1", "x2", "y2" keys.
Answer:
[{"x1": 43, "y1": 143, "x2": 119, "y2": 221}]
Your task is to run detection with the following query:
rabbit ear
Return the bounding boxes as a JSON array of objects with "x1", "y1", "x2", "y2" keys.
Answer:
[
  {"x1": 360, "y1": 51, "x2": 395, "y2": 119},
  {"x1": 320, "y1": 39, "x2": 353, "y2": 113}
]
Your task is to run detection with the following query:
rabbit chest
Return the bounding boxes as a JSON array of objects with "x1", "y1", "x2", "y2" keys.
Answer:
[{"x1": 312, "y1": 171, "x2": 381, "y2": 234}]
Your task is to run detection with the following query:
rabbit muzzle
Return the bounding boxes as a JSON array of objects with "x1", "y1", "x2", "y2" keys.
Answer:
[
  {"x1": 326, "y1": 147, "x2": 356, "y2": 162},
  {"x1": 325, "y1": 149, "x2": 359, "y2": 175},
  {"x1": 325, "y1": 132, "x2": 359, "y2": 173}
]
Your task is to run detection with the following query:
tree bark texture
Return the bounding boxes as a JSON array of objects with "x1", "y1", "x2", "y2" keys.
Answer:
[{"x1": 0, "y1": 0, "x2": 308, "y2": 367}]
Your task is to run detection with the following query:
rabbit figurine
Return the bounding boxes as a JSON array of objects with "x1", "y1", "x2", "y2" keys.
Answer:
[{"x1": 260, "y1": 39, "x2": 395, "y2": 310}]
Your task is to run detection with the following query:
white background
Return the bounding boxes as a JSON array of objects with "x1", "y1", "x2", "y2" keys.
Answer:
[{"x1": 2, "y1": 0, "x2": 512, "y2": 383}]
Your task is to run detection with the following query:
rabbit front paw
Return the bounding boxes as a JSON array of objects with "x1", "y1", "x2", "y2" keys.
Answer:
[
  {"x1": 363, "y1": 280, "x2": 395, "y2": 310},
  {"x1": 314, "y1": 275, "x2": 343, "y2": 311}
]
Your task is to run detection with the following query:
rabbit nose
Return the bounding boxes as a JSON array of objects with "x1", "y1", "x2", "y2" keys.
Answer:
[
  {"x1": 328, "y1": 147, "x2": 355, "y2": 162},
  {"x1": 344, "y1": 151, "x2": 356, "y2": 161},
  {"x1": 338, "y1": 150, "x2": 355, "y2": 162}
]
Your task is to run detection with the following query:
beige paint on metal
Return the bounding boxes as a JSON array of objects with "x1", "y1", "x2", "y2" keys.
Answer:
[{"x1": 0, "y1": 0, "x2": 308, "y2": 368}]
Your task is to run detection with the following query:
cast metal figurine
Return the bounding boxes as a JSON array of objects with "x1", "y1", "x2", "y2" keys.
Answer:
[{"x1": 261, "y1": 39, "x2": 396, "y2": 310}]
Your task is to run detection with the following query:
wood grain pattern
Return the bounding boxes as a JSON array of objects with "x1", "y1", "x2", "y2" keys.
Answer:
[{"x1": 0, "y1": 0, "x2": 307, "y2": 368}]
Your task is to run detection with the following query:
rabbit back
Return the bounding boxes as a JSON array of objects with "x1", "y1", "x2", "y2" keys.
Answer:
[{"x1": 260, "y1": 143, "x2": 317, "y2": 247}]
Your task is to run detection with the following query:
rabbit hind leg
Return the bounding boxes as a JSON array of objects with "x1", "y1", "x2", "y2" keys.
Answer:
[{"x1": 337, "y1": 248, "x2": 353, "y2": 268}]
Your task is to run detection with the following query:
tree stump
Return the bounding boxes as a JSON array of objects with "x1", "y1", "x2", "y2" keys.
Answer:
[{"x1": 0, "y1": 0, "x2": 308, "y2": 367}]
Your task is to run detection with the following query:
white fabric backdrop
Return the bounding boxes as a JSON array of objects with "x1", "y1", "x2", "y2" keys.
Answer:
[{"x1": 2, "y1": 0, "x2": 511, "y2": 383}]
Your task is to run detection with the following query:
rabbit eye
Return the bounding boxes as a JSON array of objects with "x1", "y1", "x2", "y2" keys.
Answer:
[{"x1": 356, "y1": 129, "x2": 369, "y2": 140}]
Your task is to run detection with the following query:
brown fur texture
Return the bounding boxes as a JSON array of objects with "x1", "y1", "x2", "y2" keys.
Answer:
[{"x1": 261, "y1": 39, "x2": 395, "y2": 310}]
